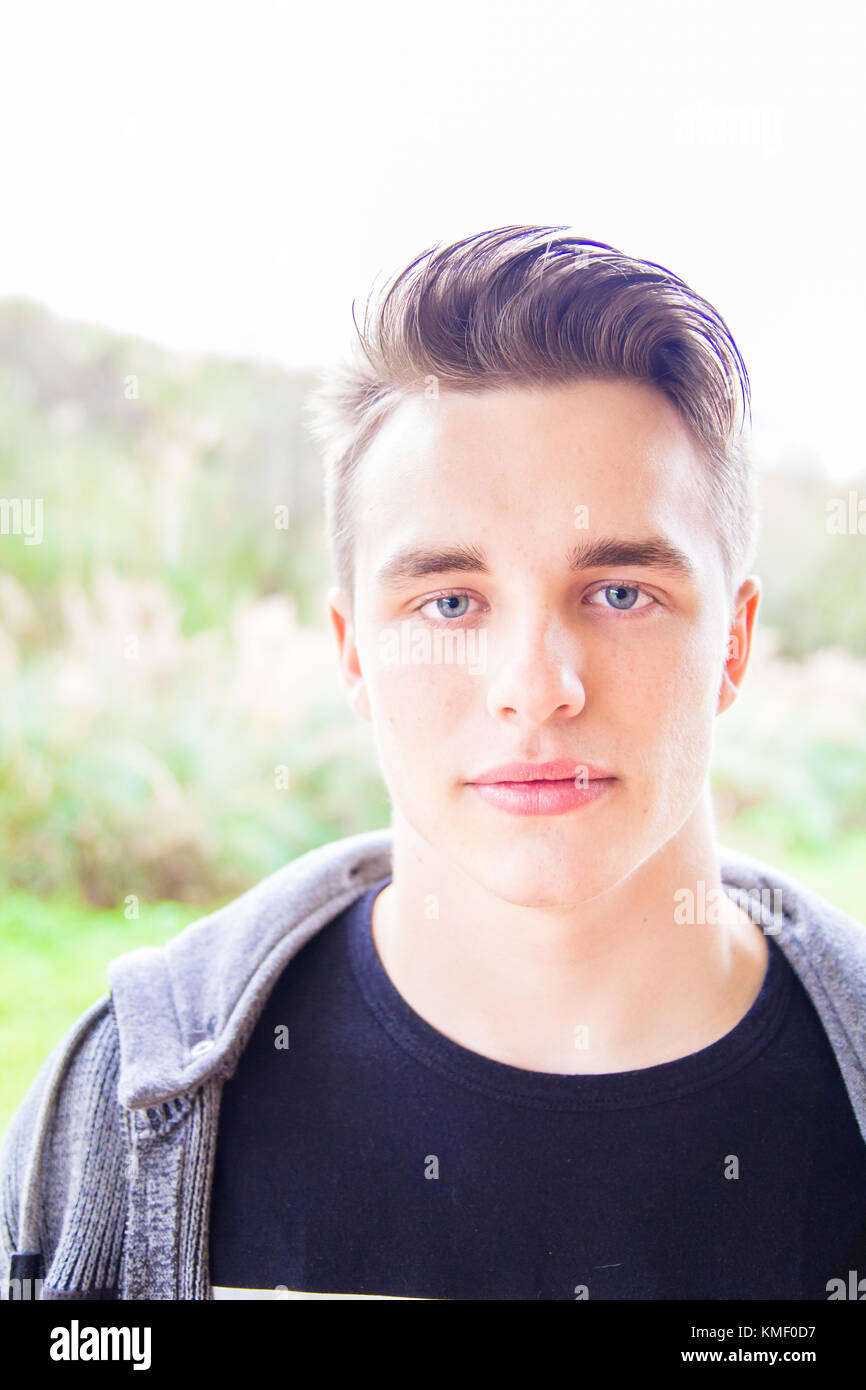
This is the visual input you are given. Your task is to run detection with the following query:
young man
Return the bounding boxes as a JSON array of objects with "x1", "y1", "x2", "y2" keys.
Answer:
[{"x1": 2, "y1": 227, "x2": 865, "y2": 1301}]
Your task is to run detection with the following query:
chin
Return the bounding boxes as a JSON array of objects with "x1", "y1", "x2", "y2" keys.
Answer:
[{"x1": 456, "y1": 838, "x2": 635, "y2": 910}]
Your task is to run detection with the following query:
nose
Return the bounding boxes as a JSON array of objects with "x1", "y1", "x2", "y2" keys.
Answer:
[{"x1": 485, "y1": 614, "x2": 587, "y2": 726}]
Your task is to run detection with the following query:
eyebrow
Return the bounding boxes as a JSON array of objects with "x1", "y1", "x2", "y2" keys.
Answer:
[{"x1": 374, "y1": 536, "x2": 699, "y2": 589}]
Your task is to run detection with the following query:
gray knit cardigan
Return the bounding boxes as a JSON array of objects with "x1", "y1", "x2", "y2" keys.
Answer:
[{"x1": 2, "y1": 827, "x2": 866, "y2": 1300}]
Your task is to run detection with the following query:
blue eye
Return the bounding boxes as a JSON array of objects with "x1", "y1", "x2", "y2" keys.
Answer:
[
  {"x1": 415, "y1": 592, "x2": 477, "y2": 624},
  {"x1": 586, "y1": 584, "x2": 655, "y2": 613},
  {"x1": 603, "y1": 585, "x2": 640, "y2": 610},
  {"x1": 433, "y1": 594, "x2": 470, "y2": 619}
]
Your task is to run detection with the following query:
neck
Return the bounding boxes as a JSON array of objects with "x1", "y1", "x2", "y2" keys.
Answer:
[{"x1": 370, "y1": 793, "x2": 768, "y2": 1073}]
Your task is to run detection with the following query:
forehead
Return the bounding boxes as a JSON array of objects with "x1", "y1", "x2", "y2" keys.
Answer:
[{"x1": 353, "y1": 378, "x2": 714, "y2": 583}]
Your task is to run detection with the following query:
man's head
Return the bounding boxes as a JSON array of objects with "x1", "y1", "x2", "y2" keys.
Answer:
[
  {"x1": 307, "y1": 226, "x2": 757, "y2": 620},
  {"x1": 306, "y1": 228, "x2": 761, "y2": 906}
]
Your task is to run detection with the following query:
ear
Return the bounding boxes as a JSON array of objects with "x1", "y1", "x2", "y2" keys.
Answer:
[
  {"x1": 327, "y1": 586, "x2": 372, "y2": 723},
  {"x1": 717, "y1": 576, "x2": 761, "y2": 716}
]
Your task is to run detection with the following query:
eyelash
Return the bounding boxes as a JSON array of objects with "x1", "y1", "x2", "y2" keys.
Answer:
[{"x1": 412, "y1": 583, "x2": 660, "y2": 625}]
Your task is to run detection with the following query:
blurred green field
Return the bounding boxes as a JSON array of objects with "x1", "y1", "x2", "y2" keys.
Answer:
[{"x1": 0, "y1": 894, "x2": 208, "y2": 1136}]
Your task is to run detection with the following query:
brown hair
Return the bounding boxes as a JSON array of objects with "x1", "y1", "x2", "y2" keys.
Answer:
[{"x1": 305, "y1": 225, "x2": 756, "y2": 616}]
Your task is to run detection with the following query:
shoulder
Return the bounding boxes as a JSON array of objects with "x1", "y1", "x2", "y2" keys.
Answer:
[
  {"x1": 107, "y1": 828, "x2": 394, "y2": 1110},
  {"x1": 719, "y1": 842, "x2": 866, "y2": 1114}
]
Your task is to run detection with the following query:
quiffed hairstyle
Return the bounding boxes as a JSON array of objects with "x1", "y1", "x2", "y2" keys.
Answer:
[{"x1": 305, "y1": 226, "x2": 756, "y2": 615}]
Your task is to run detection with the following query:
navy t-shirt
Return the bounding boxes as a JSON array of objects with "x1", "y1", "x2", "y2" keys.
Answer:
[{"x1": 208, "y1": 876, "x2": 866, "y2": 1300}]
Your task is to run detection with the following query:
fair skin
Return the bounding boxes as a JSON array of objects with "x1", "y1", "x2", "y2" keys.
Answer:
[{"x1": 328, "y1": 377, "x2": 767, "y2": 1074}]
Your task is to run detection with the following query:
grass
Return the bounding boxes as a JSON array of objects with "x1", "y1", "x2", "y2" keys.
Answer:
[{"x1": 0, "y1": 893, "x2": 219, "y2": 1139}]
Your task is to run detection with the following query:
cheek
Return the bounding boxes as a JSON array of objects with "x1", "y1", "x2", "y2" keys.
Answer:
[
  {"x1": 656, "y1": 642, "x2": 718, "y2": 711},
  {"x1": 367, "y1": 658, "x2": 474, "y2": 747},
  {"x1": 644, "y1": 635, "x2": 721, "y2": 777},
  {"x1": 604, "y1": 631, "x2": 719, "y2": 765}
]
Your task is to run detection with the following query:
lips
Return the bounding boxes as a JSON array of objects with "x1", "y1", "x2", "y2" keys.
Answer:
[
  {"x1": 469, "y1": 758, "x2": 615, "y2": 785},
  {"x1": 466, "y1": 758, "x2": 617, "y2": 817}
]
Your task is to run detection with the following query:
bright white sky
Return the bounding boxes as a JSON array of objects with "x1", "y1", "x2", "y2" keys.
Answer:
[{"x1": 1, "y1": 0, "x2": 863, "y2": 477}]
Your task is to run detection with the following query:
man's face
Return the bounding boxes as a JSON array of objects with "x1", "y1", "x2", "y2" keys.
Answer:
[{"x1": 330, "y1": 378, "x2": 758, "y2": 907}]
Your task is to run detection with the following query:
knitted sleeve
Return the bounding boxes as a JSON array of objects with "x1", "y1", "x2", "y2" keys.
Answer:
[{"x1": 0, "y1": 997, "x2": 129, "y2": 1300}]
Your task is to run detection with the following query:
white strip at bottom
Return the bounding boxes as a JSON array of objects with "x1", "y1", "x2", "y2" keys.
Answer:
[{"x1": 211, "y1": 1284, "x2": 426, "y2": 1300}]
